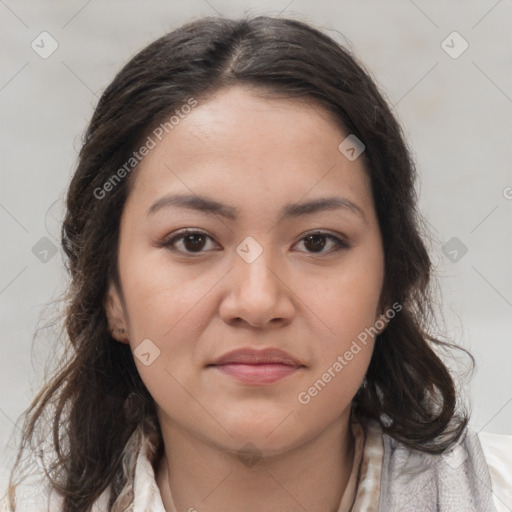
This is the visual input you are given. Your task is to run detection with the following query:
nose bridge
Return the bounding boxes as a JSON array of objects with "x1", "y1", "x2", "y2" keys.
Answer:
[
  {"x1": 219, "y1": 235, "x2": 293, "y2": 326},
  {"x1": 234, "y1": 235, "x2": 281, "y2": 295}
]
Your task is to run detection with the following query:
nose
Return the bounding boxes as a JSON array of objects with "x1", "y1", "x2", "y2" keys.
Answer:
[{"x1": 218, "y1": 247, "x2": 295, "y2": 329}]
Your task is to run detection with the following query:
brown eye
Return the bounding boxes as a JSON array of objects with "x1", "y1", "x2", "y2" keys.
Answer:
[
  {"x1": 180, "y1": 233, "x2": 208, "y2": 252},
  {"x1": 162, "y1": 230, "x2": 218, "y2": 254},
  {"x1": 295, "y1": 232, "x2": 350, "y2": 254},
  {"x1": 304, "y1": 234, "x2": 327, "y2": 252}
]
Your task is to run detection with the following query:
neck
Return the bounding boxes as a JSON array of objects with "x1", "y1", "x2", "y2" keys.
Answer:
[{"x1": 156, "y1": 410, "x2": 356, "y2": 512}]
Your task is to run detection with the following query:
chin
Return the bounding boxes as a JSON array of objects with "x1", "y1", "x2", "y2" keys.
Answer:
[
  {"x1": 223, "y1": 430, "x2": 301, "y2": 459},
  {"x1": 215, "y1": 413, "x2": 311, "y2": 455}
]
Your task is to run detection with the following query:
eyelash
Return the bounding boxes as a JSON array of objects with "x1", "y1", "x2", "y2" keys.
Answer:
[{"x1": 160, "y1": 229, "x2": 350, "y2": 256}]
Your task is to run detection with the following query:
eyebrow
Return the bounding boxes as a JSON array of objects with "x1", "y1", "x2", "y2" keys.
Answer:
[{"x1": 146, "y1": 193, "x2": 367, "y2": 223}]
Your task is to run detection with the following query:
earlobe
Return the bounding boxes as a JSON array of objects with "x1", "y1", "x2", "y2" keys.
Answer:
[{"x1": 105, "y1": 282, "x2": 130, "y2": 344}]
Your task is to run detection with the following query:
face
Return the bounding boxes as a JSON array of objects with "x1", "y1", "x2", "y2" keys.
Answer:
[{"x1": 106, "y1": 86, "x2": 385, "y2": 456}]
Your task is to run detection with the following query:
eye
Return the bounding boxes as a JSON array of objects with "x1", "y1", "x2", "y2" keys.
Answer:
[
  {"x1": 159, "y1": 229, "x2": 350, "y2": 256},
  {"x1": 160, "y1": 229, "x2": 219, "y2": 254},
  {"x1": 294, "y1": 231, "x2": 350, "y2": 255}
]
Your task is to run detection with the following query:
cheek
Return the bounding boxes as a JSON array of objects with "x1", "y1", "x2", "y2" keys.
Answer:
[
  {"x1": 292, "y1": 344, "x2": 372, "y2": 442},
  {"x1": 301, "y1": 246, "x2": 383, "y2": 397},
  {"x1": 293, "y1": 269, "x2": 381, "y2": 426},
  {"x1": 119, "y1": 252, "x2": 228, "y2": 409},
  {"x1": 120, "y1": 247, "x2": 216, "y2": 340},
  {"x1": 306, "y1": 280, "x2": 377, "y2": 393},
  {"x1": 315, "y1": 250, "x2": 384, "y2": 342}
]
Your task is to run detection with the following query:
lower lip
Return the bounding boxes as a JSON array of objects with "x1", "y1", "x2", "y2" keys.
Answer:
[{"x1": 212, "y1": 363, "x2": 301, "y2": 384}]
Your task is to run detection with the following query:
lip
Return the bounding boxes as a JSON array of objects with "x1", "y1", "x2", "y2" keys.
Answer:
[
  {"x1": 209, "y1": 347, "x2": 303, "y2": 366},
  {"x1": 207, "y1": 348, "x2": 305, "y2": 385},
  {"x1": 213, "y1": 363, "x2": 302, "y2": 384}
]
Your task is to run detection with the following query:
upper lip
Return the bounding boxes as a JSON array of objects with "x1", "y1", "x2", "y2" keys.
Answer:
[{"x1": 209, "y1": 348, "x2": 304, "y2": 366}]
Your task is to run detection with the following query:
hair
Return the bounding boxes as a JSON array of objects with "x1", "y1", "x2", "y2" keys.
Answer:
[{"x1": 6, "y1": 14, "x2": 474, "y2": 512}]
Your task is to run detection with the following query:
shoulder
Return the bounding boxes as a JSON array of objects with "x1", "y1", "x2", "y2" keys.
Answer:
[
  {"x1": 378, "y1": 425, "x2": 510, "y2": 511},
  {"x1": 478, "y1": 430, "x2": 512, "y2": 512}
]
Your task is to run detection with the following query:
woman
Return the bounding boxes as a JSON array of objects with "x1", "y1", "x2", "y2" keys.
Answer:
[{"x1": 3, "y1": 15, "x2": 511, "y2": 512}]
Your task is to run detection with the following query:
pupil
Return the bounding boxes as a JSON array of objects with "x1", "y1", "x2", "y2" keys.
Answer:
[
  {"x1": 305, "y1": 234, "x2": 326, "y2": 252},
  {"x1": 185, "y1": 234, "x2": 205, "y2": 251}
]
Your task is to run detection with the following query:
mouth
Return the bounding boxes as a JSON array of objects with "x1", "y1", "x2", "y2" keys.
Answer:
[
  {"x1": 207, "y1": 347, "x2": 305, "y2": 385},
  {"x1": 211, "y1": 362, "x2": 303, "y2": 384}
]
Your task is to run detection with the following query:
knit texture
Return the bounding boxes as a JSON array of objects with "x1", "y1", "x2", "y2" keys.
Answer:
[{"x1": 379, "y1": 427, "x2": 498, "y2": 512}]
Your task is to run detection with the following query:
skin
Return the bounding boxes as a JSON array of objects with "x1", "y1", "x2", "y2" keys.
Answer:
[{"x1": 106, "y1": 85, "x2": 386, "y2": 512}]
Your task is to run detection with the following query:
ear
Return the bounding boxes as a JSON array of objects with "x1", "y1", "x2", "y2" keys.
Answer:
[
  {"x1": 104, "y1": 281, "x2": 129, "y2": 344},
  {"x1": 374, "y1": 300, "x2": 391, "y2": 336}
]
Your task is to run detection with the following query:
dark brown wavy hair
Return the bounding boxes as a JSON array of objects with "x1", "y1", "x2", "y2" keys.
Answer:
[{"x1": 6, "y1": 14, "x2": 473, "y2": 511}]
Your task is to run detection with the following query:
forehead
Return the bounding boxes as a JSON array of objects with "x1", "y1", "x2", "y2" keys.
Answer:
[{"x1": 125, "y1": 86, "x2": 373, "y2": 217}]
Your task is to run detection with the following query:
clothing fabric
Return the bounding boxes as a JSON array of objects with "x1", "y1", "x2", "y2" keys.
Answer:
[
  {"x1": 380, "y1": 426, "x2": 502, "y2": 511},
  {"x1": 2, "y1": 420, "x2": 511, "y2": 511}
]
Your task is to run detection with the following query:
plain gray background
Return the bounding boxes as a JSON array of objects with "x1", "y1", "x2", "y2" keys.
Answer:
[{"x1": 1, "y1": 0, "x2": 511, "y2": 491}]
